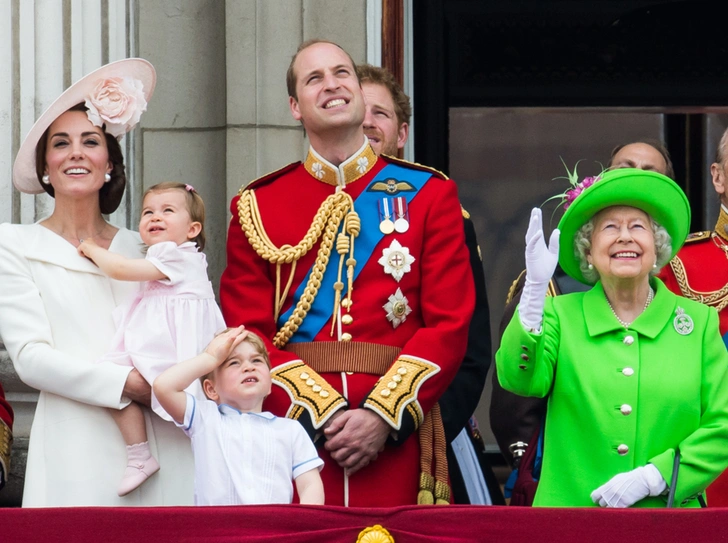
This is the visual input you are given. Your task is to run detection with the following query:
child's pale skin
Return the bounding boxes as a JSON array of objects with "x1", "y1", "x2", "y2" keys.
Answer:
[{"x1": 153, "y1": 326, "x2": 325, "y2": 505}]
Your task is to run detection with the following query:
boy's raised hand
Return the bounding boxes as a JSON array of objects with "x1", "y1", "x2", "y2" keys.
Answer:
[{"x1": 204, "y1": 326, "x2": 247, "y2": 365}]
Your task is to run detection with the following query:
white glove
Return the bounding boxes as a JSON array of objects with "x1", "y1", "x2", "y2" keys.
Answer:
[
  {"x1": 519, "y1": 208, "x2": 560, "y2": 330},
  {"x1": 591, "y1": 464, "x2": 667, "y2": 508}
]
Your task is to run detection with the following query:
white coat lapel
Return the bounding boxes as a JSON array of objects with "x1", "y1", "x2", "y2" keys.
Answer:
[{"x1": 23, "y1": 224, "x2": 107, "y2": 276}]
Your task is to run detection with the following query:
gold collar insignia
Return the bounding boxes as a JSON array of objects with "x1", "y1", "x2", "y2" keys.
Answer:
[
  {"x1": 715, "y1": 204, "x2": 728, "y2": 242},
  {"x1": 304, "y1": 138, "x2": 377, "y2": 188}
]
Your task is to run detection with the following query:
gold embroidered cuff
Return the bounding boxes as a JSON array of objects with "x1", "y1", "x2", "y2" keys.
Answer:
[
  {"x1": 272, "y1": 360, "x2": 347, "y2": 429},
  {"x1": 363, "y1": 355, "x2": 440, "y2": 431}
]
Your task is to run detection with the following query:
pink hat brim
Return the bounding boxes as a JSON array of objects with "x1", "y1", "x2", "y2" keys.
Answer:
[{"x1": 12, "y1": 58, "x2": 156, "y2": 194}]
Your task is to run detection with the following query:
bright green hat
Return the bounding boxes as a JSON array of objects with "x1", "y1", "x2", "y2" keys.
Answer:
[{"x1": 557, "y1": 168, "x2": 690, "y2": 285}]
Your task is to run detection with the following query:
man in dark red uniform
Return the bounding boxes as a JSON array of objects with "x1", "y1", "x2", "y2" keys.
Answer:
[
  {"x1": 659, "y1": 128, "x2": 728, "y2": 506},
  {"x1": 220, "y1": 40, "x2": 474, "y2": 507},
  {"x1": 0, "y1": 381, "x2": 13, "y2": 491}
]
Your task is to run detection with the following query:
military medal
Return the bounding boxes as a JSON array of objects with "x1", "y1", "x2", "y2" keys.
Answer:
[
  {"x1": 383, "y1": 288, "x2": 412, "y2": 328},
  {"x1": 378, "y1": 239, "x2": 415, "y2": 282},
  {"x1": 378, "y1": 198, "x2": 395, "y2": 234},
  {"x1": 393, "y1": 197, "x2": 409, "y2": 233},
  {"x1": 673, "y1": 306, "x2": 694, "y2": 335}
]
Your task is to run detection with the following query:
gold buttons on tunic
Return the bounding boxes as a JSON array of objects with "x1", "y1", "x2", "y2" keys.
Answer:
[
  {"x1": 341, "y1": 299, "x2": 352, "y2": 309},
  {"x1": 380, "y1": 389, "x2": 391, "y2": 397},
  {"x1": 397, "y1": 367, "x2": 407, "y2": 375},
  {"x1": 622, "y1": 367, "x2": 634, "y2": 376},
  {"x1": 623, "y1": 335, "x2": 635, "y2": 345},
  {"x1": 620, "y1": 404, "x2": 632, "y2": 416},
  {"x1": 306, "y1": 378, "x2": 315, "y2": 386},
  {"x1": 387, "y1": 381, "x2": 397, "y2": 389},
  {"x1": 617, "y1": 444, "x2": 629, "y2": 455},
  {"x1": 341, "y1": 333, "x2": 352, "y2": 342},
  {"x1": 392, "y1": 374, "x2": 402, "y2": 383},
  {"x1": 320, "y1": 390, "x2": 330, "y2": 398},
  {"x1": 342, "y1": 314, "x2": 353, "y2": 325},
  {"x1": 312, "y1": 385, "x2": 322, "y2": 392},
  {"x1": 300, "y1": 372, "x2": 310, "y2": 380}
]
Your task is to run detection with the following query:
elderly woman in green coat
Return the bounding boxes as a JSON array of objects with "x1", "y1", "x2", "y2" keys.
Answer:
[{"x1": 497, "y1": 168, "x2": 728, "y2": 507}]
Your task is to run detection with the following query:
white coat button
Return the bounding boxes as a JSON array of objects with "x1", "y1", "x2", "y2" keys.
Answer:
[
  {"x1": 617, "y1": 444, "x2": 629, "y2": 455},
  {"x1": 622, "y1": 367, "x2": 634, "y2": 376},
  {"x1": 623, "y1": 335, "x2": 634, "y2": 345},
  {"x1": 620, "y1": 404, "x2": 632, "y2": 415}
]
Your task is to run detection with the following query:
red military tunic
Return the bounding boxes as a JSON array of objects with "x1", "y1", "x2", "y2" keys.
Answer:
[
  {"x1": 220, "y1": 140, "x2": 474, "y2": 507},
  {"x1": 659, "y1": 205, "x2": 728, "y2": 506}
]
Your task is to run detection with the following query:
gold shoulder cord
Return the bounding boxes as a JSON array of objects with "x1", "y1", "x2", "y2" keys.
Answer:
[
  {"x1": 238, "y1": 189, "x2": 359, "y2": 348},
  {"x1": 669, "y1": 255, "x2": 728, "y2": 312}
]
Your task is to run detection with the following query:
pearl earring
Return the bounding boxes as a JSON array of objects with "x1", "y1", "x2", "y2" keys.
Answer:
[
  {"x1": 41, "y1": 174, "x2": 50, "y2": 185},
  {"x1": 653, "y1": 262, "x2": 658, "y2": 269},
  {"x1": 104, "y1": 173, "x2": 111, "y2": 183},
  {"x1": 587, "y1": 263, "x2": 593, "y2": 270}
]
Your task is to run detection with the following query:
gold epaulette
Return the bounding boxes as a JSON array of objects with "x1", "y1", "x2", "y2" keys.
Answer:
[
  {"x1": 460, "y1": 205, "x2": 471, "y2": 220},
  {"x1": 684, "y1": 231, "x2": 711, "y2": 243},
  {"x1": 381, "y1": 154, "x2": 449, "y2": 180},
  {"x1": 237, "y1": 162, "x2": 301, "y2": 195}
]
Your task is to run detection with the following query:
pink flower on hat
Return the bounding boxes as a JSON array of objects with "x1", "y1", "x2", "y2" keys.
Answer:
[
  {"x1": 85, "y1": 76, "x2": 147, "y2": 139},
  {"x1": 564, "y1": 176, "x2": 598, "y2": 209}
]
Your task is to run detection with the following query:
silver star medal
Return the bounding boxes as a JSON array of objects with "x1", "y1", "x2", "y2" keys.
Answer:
[
  {"x1": 378, "y1": 239, "x2": 415, "y2": 282},
  {"x1": 673, "y1": 306, "x2": 694, "y2": 335},
  {"x1": 384, "y1": 287, "x2": 412, "y2": 328}
]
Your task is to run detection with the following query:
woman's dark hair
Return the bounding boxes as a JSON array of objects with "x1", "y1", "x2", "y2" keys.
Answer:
[{"x1": 34, "y1": 102, "x2": 127, "y2": 214}]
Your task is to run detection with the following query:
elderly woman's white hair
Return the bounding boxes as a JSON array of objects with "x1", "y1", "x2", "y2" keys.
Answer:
[{"x1": 574, "y1": 215, "x2": 672, "y2": 284}]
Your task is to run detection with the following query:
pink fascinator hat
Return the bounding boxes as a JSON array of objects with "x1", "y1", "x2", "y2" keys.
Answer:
[{"x1": 13, "y1": 58, "x2": 156, "y2": 194}]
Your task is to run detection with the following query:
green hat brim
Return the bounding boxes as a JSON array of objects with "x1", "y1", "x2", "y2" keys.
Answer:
[{"x1": 557, "y1": 168, "x2": 690, "y2": 285}]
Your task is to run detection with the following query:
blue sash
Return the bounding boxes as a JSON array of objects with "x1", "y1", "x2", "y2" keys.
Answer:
[{"x1": 278, "y1": 163, "x2": 432, "y2": 342}]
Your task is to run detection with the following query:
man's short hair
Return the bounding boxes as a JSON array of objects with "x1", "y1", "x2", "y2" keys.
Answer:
[
  {"x1": 286, "y1": 39, "x2": 360, "y2": 101},
  {"x1": 607, "y1": 140, "x2": 675, "y2": 180},
  {"x1": 357, "y1": 63, "x2": 412, "y2": 128},
  {"x1": 715, "y1": 128, "x2": 728, "y2": 165}
]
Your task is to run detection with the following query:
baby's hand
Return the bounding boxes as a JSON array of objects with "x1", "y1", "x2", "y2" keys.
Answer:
[
  {"x1": 204, "y1": 326, "x2": 247, "y2": 364},
  {"x1": 77, "y1": 238, "x2": 99, "y2": 259}
]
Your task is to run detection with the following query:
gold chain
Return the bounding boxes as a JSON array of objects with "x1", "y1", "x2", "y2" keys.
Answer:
[
  {"x1": 669, "y1": 255, "x2": 728, "y2": 312},
  {"x1": 238, "y1": 189, "x2": 356, "y2": 348}
]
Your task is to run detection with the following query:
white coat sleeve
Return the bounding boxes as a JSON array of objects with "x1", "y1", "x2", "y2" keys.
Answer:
[{"x1": 0, "y1": 224, "x2": 132, "y2": 408}]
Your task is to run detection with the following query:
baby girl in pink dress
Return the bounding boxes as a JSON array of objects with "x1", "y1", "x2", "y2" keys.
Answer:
[{"x1": 78, "y1": 182, "x2": 224, "y2": 496}]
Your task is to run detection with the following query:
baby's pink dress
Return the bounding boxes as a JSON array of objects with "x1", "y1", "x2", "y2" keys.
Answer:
[{"x1": 100, "y1": 241, "x2": 225, "y2": 420}]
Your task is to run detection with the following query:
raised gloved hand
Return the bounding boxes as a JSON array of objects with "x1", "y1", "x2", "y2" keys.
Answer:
[
  {"x1": 591, "y1": 464, "x2": 667, "y2": 508},
  {"x1": 519, "y1": 208, "x2": 560, "y2": 331}
]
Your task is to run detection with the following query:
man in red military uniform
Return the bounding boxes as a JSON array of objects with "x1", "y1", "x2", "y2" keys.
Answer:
[
  {"x1": 659, "y1": 127, "x2": 728, "y2": 506},
  {"x1": 0, "y1": 381, "x2": 13, "y2": 491},
  {"x1": 220, "y1": 40, "x2": 474, "y2": 507}
]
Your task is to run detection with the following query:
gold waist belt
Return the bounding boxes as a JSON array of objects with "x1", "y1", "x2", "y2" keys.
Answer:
[{"x1": 283, "y1": 341, "x2": 401, "y2": 375}]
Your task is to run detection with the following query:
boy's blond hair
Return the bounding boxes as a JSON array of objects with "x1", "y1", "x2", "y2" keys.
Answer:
[{"x1": 199, "y1": 330, "x2": 270, "y2": 397}]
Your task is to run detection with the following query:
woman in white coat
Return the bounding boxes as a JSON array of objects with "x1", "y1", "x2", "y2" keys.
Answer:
[{"x1": 0, "y1": 59, "x2": 194, "y2": 506}]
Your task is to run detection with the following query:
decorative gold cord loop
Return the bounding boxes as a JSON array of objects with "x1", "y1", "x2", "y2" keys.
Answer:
[
  {"x1": 670, "y1": 255, "x2": 728, "y2": 312},
  {"x1": 238, "y1": 189, "x2": 357, "y2": 348}
]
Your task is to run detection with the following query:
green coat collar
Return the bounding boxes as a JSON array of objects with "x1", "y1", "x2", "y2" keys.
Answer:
[{"x1": 584, "y1": 278, "x2": 677, "y2": 339}]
